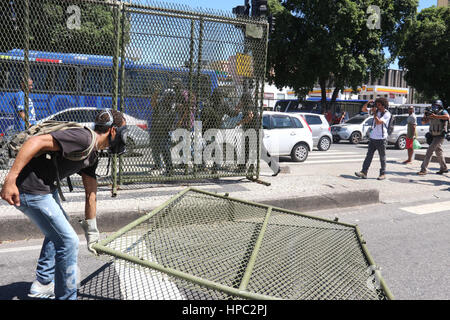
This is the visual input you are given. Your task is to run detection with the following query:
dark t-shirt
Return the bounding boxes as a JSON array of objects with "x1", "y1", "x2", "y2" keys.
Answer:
[{"x1": 16, "y1": 128, "x2": 99, "y2": 195}]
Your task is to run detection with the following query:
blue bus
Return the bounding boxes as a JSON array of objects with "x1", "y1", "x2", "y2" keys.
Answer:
[
  {"x1": 0, "y1": 49, "x2": 220, "y2": 135},
  {"x1": 274, "y1": 98, "x2": 370, "y2": 118}
]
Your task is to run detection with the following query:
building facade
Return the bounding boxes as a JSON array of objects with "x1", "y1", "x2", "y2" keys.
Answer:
[{"x1": 437, "y1": 0, "x2": 449, "y2": 7}]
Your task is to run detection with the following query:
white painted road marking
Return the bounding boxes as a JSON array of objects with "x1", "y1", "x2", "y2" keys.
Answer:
[
  {"x1": 0, "y1": 241, "x2": 87, "y2": 254},
  {"x1": 401, "y1": 201, "x2": 450, "y2": 215}
]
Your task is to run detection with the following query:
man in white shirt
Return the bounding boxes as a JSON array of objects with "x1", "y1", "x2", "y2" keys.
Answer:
[{"x1": 355, "y1": 98, "x2": 391, "y2": 180}]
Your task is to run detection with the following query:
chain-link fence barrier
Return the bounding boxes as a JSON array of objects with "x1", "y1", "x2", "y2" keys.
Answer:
[
  {"x1": 89, "y1": 188, "x2": 393, "y2": 300},
  {"x1": 0, "y1": 0, "x2": 268, "y2": 192}
]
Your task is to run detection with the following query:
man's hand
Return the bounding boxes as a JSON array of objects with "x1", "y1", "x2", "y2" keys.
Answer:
[
  {"x1": 80, "y1": 218, "x2": 100, "y2": 255},
  {"x1": 1, "y1": 177, "x2": 20, "y2": 206}
]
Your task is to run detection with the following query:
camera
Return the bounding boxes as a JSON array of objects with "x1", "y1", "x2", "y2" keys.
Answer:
[{"x1": 424, "y1": 107, "x2": 436, "y2": 117}]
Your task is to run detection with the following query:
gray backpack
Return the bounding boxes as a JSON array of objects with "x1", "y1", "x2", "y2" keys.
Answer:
[{"x1": 7, "y1": 121, "x2": 97, "y2": 201}]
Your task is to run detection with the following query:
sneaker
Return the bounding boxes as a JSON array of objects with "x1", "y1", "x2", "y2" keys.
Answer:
[
  {"x1": 417, "y1": 170, "x2": 427, "y2": 176},
  {"x1": 436, "y1": 170, "x2": 449, "y2": 175},
  {"x1": 355, "y1": 171, "x2": 367, "y2": 179},
  {"x1": 377, "y1": 174, "x2": 386, "y2": 180},
  {"x1": 272, "y1": 167, "x2": 281, "y2": 177},
  {"x1": 28, "y1": 280, "x2": 55, "y2": 299}
]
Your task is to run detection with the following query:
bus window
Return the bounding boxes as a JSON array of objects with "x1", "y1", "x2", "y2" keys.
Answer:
[
  {"x1": 55, "y1": 66, "x2": 77, "y2": 93},
  {"x1": 103, "y1": 70, "x2": 113, "y2": 94},
  {"x1": 2, "y1": 62, "x2": 22, "y2": 90},
  {"x1": 30, "y1": 64, "x2": 53, "y2": 91},
  {"x1": 82, "y1": 68, "x2": 102, "y2": 93}
]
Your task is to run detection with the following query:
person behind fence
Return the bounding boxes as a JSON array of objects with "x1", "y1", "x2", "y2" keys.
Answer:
[
  {"x1": 200, "y1": 87, "x2": 231, "y2": 172},
  {"x1": 0, "y1": 110, "x2": 127, "y2": 300},
  {"x1": 417, "y1": 100, "x2": 449, "y2": 175},
  {"x1": 355, "y1": 98, "x2": 391, "y2": 180},
  {"x1": 403, "y1": 106, "x2": 417, "y2": 164},
  {"x1": 235, "y1": 92, "x2": 281, "y2": 177},
  {"x1": 150, "y1": 83, "x2": 177, "y2": 176},
  {"x1": 15, "y1": 78, "x2": 37, "y2": 132}
]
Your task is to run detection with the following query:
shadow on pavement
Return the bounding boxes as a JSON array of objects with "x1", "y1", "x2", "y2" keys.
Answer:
[
  {"x1": 339, "y1": 174, "x2": 361, "y2": 180},
  {"x1": 0, "y1": 282, "x2": 31, "y2": 300}
]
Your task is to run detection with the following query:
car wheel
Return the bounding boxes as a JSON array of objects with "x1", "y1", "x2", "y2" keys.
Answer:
[
  {"x1": 396, "y1": 135, "x2": 407, "y2": 150},
  {"x1": 291, "y1": 143, "x2": 309, "y2": 162},
  {"x1": 333, "y1": 136, "x2": 341, "y2": 143},
  {"x1": 350, "y1": 132, "x2": 362, "y2": 144},
  {"x1": 318, "y1": 136, "x2": 331, "y2": 151}
]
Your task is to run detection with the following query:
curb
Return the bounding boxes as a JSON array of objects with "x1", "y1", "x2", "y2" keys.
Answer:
[
  {"x1": 0, "y1": 189, "x2": 379, "y2": 241},
  {"x1": 415, "y1": 153, "x2": 450, "y2": 163}
]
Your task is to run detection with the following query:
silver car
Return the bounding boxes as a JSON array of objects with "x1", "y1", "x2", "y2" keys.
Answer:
[
  {"x1": 331, "y1": 115, "x2": 373, "y2": 144},
  {"x1": 301, "y1": 113, "x2": 333, "y2": 151},
  {"x1": 387, "y1": 114, "x2": 429, "y2": 150}
]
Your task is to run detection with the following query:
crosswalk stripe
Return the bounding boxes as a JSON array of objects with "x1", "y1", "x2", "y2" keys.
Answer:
[
  {"x1": 400, "y1": 201, "x2": 450, "y2": 215},
  {"x1": 307, "y1": 155, "x2": 369, "y2": 159},
  {"x1": 301, "y1": 157, "x2": 398, "y2": 164},
  {"x1": 309, "y1": 152, "x2": 360, "y2": 157}
]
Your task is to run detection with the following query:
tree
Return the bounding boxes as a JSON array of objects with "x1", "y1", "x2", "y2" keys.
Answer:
[
  {"x1": 398, "y1": 6, "x2": 450, "y2": 105},
  {"x1": 0, "y1": 0, "x2": 129, "y2": 56},
  {"x1": 266, "y1": 0, "x2": 417, "y2": 110}
]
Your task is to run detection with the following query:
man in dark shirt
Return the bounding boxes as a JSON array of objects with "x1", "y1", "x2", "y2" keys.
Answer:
[{"x1": 1, "y1": 109, "x2": 127, "y2": 300}]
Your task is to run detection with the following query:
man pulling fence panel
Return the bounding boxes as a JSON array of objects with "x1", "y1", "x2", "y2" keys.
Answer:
[{"x1": 1, "y1": 110, "x2": 127, "y2": 300}]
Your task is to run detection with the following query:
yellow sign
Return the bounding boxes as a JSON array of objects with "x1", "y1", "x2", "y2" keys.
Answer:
[{"x1": 236, "y1": 53, "x2": 254, "y2": 78}]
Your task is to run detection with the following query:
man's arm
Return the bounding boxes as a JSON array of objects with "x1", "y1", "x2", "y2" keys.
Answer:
[
  {"x1": 361, "y1": 100, "x2": 373, "y2": 113},
  {"x1": 1, "y1": 135, "x2": 60, "y2": 206},
  {"x1": 429, "y1": 113, "x2": 450, "y2": 121},
  {"x1": 81, "y1": 173, "x2": 97, "y2": 220},
  {"x1": 80, "y1": 172, "x2": 100, "y2": 254}
]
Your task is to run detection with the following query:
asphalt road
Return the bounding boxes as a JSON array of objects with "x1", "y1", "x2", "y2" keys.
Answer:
[{"x1": 1, "y1": 141, "x2": 450, "y2": 300}]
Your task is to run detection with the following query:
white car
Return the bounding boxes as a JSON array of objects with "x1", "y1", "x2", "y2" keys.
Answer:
[
  {"x1": 38, "y1": 107, "x2": 150, "y2": 148},
  {"x1": 262, "y1": 111, "x2": 313, "y2": 162},
  {"x1": 331, "y1": 115, "x2": 373, "y2": 144}
]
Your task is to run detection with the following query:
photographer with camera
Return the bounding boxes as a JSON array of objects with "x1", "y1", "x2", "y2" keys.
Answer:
[
  {"x1": 417, "y1": 100, "x2": 449, "y2": 175},
  {"x1": 355, "y1": 98, "x2": 391, "y2": 180}
]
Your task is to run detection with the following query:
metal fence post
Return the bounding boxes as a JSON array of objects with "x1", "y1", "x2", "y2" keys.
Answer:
[
  {"x1": 118, "y1": 2, "x2": 127, "y2": 187},
  {"x1": 24, "y1": 0, "x2": 30, "y2": 129},
  {"x1": 111, "y1": 1, "x2": 121, "y2": 197}
]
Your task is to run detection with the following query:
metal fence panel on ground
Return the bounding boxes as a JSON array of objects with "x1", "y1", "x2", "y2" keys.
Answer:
[{"x1": 91, "y1": 188, "x2": 393, "y2": 300}]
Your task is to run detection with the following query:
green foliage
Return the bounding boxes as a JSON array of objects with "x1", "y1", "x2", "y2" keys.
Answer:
[
  {"x1": 266, "y1": 0, "x2": 417, "y2": 107},
  {"x1": 0, "y1": 0, "x2": 129, "y2": 56},
  {"x1": 399, "y1": 6, "x2": 450, "y2": 105}
]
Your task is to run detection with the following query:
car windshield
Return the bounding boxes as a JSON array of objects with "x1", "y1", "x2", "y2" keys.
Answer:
[{"x1": 344, "y1": 117, "x2": 366, "y2": 124}]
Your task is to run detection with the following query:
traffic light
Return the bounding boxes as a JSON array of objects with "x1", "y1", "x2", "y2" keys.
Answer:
[
  {"x1": 251, "y1": 0, "x2": 268, "y2": 17},
  {"x1": 233, "y1": 0, "x2": 250, "y2": 16}
]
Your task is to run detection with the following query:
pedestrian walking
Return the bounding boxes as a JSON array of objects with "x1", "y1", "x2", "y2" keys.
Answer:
[
  {"x1": 355, "y1": 98, "x2": 391, "y2": 180},
  {"x1": 15, "y1": 78, "x2": 37, "y2": 132},
  {"x1": 1, "y1": 109, "x2": 128, "y2": 300},
  {"x1": 417, "y1": 100, "x2": 449, "y2": 175},
  {"x1": 403, "y1": 106, "x2": 417, "y2": 164}
]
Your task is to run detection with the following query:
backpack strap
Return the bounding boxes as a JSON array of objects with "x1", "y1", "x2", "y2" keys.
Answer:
[{"x1": 54, "y1": 127, "x2": 97, "y2": 201}]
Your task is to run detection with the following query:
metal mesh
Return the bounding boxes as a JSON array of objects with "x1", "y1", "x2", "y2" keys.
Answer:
[
  {"x1": 0, "y1": 0, "x2": 269, "y2": 191},
  {"x1": 93, "y1": 188, "x2": 393, "y2": 300}
]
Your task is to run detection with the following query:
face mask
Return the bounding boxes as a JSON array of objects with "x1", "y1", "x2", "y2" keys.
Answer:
[{"x1": 109, "y1": 125, "x2": 128, "y2": 155}]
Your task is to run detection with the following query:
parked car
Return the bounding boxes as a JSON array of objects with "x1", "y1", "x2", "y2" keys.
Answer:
[
  {"x1": 387, "y1": 114, "x2": 429, "y2": 150},
  {"x1": 331, "y1": 115, "x2": 373, "y2": 144},
  {"x1": 262, "y1": 111, "x2": 313, "y2": 162},
  {"x1": 300, "y1": 113, "x2": 332, "y2": 151},
  {"x1": 38, "y1": 107, "x2": 150, "y2": 148}
]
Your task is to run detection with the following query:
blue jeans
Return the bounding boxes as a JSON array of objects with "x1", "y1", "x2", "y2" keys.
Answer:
[{"x1": 17, "y1": 190, "x2": 79, "y2": 300}]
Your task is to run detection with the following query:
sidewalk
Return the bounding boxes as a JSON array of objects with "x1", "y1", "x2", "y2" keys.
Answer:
[{"x1": 1, "y1": 153, "x2": 450, "y2": 241}]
